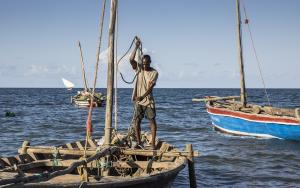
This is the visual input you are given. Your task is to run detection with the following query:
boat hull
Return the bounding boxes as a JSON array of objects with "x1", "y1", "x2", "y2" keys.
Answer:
[
  {"x1": 22, "y1": 165, "x2": 184, "y2": 188},
  {"x1": 207, "y1": 106, "x2": 300, "y2": 141},
  {"x1": 0, "y1": 136, "x2": 188, "y2": 188},
  {"x1": 73, "y1": 99, "x2": 103, "y2": 107}
]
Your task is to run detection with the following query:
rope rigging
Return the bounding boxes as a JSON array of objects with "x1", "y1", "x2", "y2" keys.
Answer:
[
  {"x1": 84, "y1": 0, "x2": 107, "y2": 157},
  {"x1": 113, "y1": 0, "x2": 143, "y2": 140},
  {"x1": 114, "y1": 2, "x2": 119, "y2": 131},
  {"x1": 241, "y1": 0, "x2": 271, "y2": 106}
]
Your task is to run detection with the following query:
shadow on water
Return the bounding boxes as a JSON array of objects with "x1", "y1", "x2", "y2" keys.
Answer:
[{"x1": 0, "y1": 88, "x2": 300, "y2": 187}]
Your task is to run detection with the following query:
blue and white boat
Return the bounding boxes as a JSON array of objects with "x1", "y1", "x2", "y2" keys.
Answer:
[
  {"x1": 199, "y1": 0, "x2": 300, "y2": 141},
  {"x1": 206, "y1": 100, "x2": 300, "y2": 140}
]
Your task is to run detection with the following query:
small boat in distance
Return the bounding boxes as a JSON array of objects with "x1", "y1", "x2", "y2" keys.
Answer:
[
  {"x1": 72, "y1": 89, "x2": 105, "y2": 107},
  {"x1": 68, "y1": 41, "x2": 106, "y2": 108},
  {"x1": 194, "y1": 0, "x2": 300, "y2": 141},
  {"x1": 62, "y1": 78, "x2": 105, "y2": 107},
  {"x1": 62, "y1": 78, "x2": 74, "y2": 90}
]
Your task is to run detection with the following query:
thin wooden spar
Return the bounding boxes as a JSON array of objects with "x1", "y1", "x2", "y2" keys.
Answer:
[
  {"x1": 236, "y1": 0, "x2": 247, "y2": 106},
  {"x1": 78, "y1": 41, "x2": 89, "y2": 91}
]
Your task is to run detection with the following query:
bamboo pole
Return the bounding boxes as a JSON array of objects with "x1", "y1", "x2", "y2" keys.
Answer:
[
  {"x1": 236, "y1": 0, "x2": 247, "y2": 107},
  {"x1": 78, "y1": 41, "x2": 89, "y2": 91},
  {"x1": 186, "y1": 144, "x2": 197, "y2": 188},
  {"x1": 17, "y1": 147, "x2": 199, "y2": 157},
  {"x1": 104, "y1": 0, "x2": 117, "y2": 146},
  {"x1": 192, "y1": 96, "x2": 240, "y2": 102}
]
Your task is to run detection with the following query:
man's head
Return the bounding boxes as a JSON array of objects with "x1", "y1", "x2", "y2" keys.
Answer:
[{"x1": 142, "y1": 54, "x2": 151, "y2": 70}]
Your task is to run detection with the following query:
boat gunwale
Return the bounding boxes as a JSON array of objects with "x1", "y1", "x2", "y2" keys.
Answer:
[{"x1": 206, "y1": 102, "x2": 300, "y2": 125}]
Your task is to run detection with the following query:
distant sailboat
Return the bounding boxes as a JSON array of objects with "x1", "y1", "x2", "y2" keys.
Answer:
[
  {"x1": 194, "y1": 0, "x2": 300, "y2": 141},
  {"x1": 70, "y1": 41, "x2": 106, "y2": 107},
  {"x1": 62, "y1": 78, "x2": 74, "y2": 90}
]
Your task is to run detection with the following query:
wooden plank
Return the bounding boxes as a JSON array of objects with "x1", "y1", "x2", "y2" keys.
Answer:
[
  {"x1": 123, "y1": 149, "x2": 199, "y2": 157},
  {"x1": 192, "y1": 96, "x2": 240, "y2": 102},
  {"x1": 186, "y1": 144, "x2": 196, "y2": 188},
  {"x1": 1, "y1": 157, "x2": 19, "y2": 166},
  {"x1": 76, "y1": 141, "x2": 85, "y2": 150},
  {"x1": 87, "y1": 139, "x2": 97, "y2": 149},
  {"x1": 20, "y1": 147, "x2": 96, "y2": 156},
  {"x1": 1, "y1": 160, "x2": 49, "y2": 172},
  {"x1": 19, "y1": 146, "x2": 199, "y2": 158},
  {"x1": 159, "y1": 142, "x2": 170, "y2": 161},
  {"x1": 0, "y1": 158, "x2": 8, "y2": 168},
  {"x1": 65, "y1": 143, "x2": 73, "y2": 149}
]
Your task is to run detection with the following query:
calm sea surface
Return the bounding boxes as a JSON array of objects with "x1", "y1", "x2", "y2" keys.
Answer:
[{"x1": 1, "y1": 88, "x2": 300, "y2": 187}]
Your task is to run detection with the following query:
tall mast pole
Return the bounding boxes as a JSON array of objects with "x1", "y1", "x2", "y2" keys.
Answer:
[
  {"x1": 236, "y1": 0, "x2": 247, "y2": 106},
  {"x1": 104, "y1": 0, "x2": 117, "y2": 145},
  {"x1": 78, "y1": 41, "x2": 89, "y2": 91}
]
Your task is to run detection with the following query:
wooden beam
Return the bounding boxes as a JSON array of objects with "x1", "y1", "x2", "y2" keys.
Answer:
[
  {"x1": 186, "y1": 144, "x2": 197, "y2": 188},
  {"x1": 192, "y1": 96, "x2": 240, "y2": 102},
  {"x1": 76, "y1": 141, "x2": 85, "y2": 150},
  {"x1": 87, "y1": 139, "x2": 97, "y2": 149},
  {"x1": 65, "y1": 143, "x2": 73, "y2": 149},
  {"x1": 18, "y1": 146, "x2": 199, "y2": 158},
  {"x1": 0, "y1": 160, "x2": 49, "y2": 172},
  {"x1": 122, "y1": 149, "x2": 199, "y2": 157},
  {"x1": 18, "y1": 147, "x2": 97, "y2": 156}
]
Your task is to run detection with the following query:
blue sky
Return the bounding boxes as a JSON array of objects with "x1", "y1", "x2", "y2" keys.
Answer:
[{"x1": 0, "y1": 0, "x2": 299, "y2": 88}]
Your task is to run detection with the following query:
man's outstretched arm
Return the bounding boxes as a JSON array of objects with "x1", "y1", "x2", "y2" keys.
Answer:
[{"x1": 130, "y1": 40, "x2": 141, "y2": 70}]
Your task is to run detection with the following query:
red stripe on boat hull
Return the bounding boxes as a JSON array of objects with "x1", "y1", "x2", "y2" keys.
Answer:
[{"x1": 207, "y1": 106, "x2": 300, "y2": 125}]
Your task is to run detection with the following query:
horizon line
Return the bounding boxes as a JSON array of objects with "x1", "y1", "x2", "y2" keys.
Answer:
[{"x1": 0, "y1": 87, "x2": 299, "y2": 89}]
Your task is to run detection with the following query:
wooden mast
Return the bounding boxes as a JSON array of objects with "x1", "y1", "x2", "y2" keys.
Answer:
[
  {"x1": 104, "y1": 0, "x2": 117, "y2": 145},
  {"x1": 236, "y1": 0, "x2": 247, "y2": 106},
  {"x1": 78, "y1": 41, "x2": 89, "y2": 91}
]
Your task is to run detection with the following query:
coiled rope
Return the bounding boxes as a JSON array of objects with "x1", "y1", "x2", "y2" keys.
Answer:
[{"x1": 117, "y1": 36, "x2": 143, "y2": 84}]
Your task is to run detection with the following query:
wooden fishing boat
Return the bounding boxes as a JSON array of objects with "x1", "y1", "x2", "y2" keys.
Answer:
[
  {"x1": 71, "y1": 91, "x2": 106, "y2": 107},
  {"x1": 71, "y1": 40, "x2": 106, "y2": 108},
  {"x1": 193, "y1": 0, "x2": 300, "y2": 141},
  {"x1": 204, "y1": 96, "x2": 300, "y2": 140},
  {"x1": 0, "y1": 0, "x2": 198, "y2": 187},
  {"x1": 0, "y1": 133, "x2": 196, "y2": 187}
]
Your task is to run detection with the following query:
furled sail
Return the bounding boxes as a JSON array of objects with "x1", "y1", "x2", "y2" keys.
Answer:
[{"x1": 62, "y1": 78, "x2": 75, "y2": 90}]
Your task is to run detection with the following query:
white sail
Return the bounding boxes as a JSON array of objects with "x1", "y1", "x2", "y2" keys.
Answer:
[{"x1": 62, "y1": 78, "x2": 75, "y2": 90}]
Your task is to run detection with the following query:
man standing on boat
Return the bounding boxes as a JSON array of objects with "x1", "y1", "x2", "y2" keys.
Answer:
[{"x1": 130, "y1": 38, "x2": 158, "y2": 150}]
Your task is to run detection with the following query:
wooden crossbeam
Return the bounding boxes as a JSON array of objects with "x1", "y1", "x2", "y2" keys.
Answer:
[{"x1": 18, "y1": 146, "x2": 199, "y2": 158}]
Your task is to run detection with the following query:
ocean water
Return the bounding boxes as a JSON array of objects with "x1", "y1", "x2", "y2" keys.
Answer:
[{"x1": 1, "y1": 88, "x2": 300, "y2": 187}]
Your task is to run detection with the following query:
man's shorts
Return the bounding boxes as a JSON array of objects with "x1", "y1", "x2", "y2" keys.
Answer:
[{"x1": 133, "y1": 104, "x2": 156, "y2": 120}]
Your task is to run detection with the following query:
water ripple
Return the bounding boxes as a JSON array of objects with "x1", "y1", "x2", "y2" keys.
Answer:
[{"x1": 1, "y1": 88, "x2": 300, "y2": 187}]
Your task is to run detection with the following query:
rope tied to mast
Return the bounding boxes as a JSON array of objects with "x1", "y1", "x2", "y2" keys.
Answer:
[
  {"x1": 241, "y1": 0, "x2": 271, "y2": 106},
  {"x1": 84, "y1": 0, "x2": 107, "y2": 159}
]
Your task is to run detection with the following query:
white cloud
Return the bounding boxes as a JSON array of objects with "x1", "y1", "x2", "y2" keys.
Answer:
[
  {"x1": 99, "y1": 48, "x2": 109, "y2": 61},
  {"x1": 23, "y1": 64, "x2": 78, "y2": 77}
]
